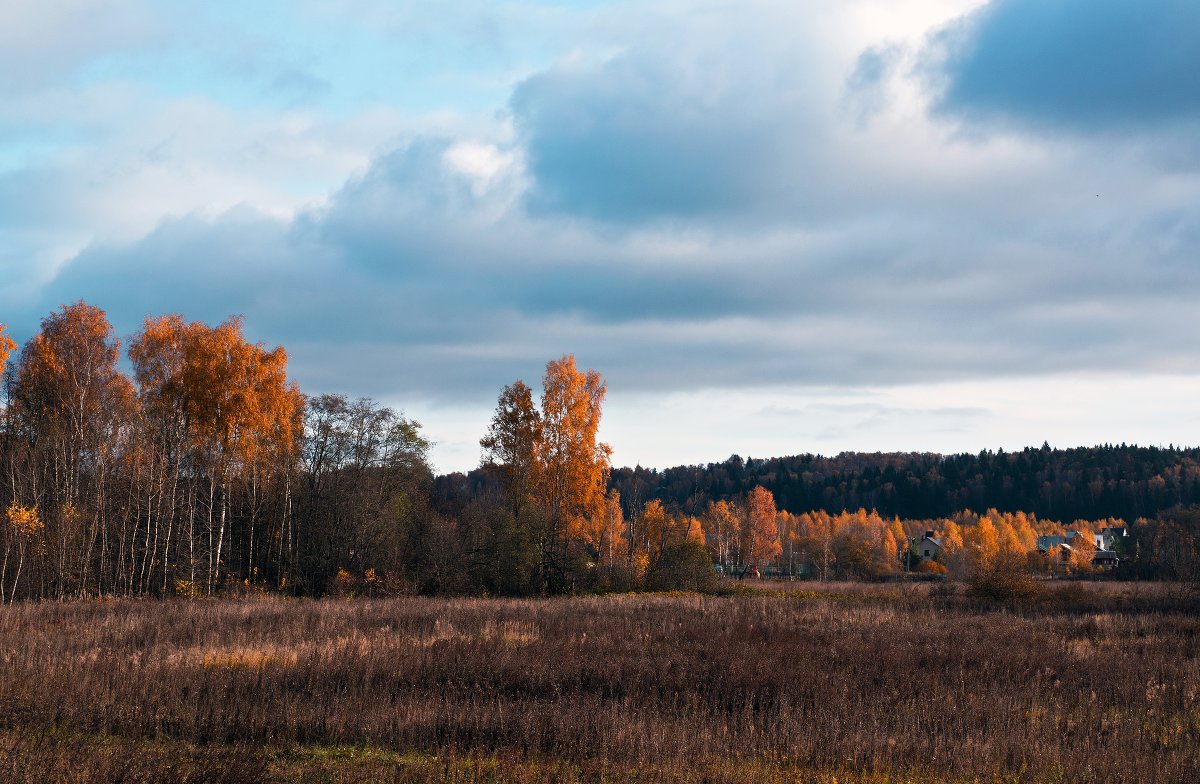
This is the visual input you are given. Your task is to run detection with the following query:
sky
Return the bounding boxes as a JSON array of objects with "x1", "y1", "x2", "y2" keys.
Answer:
[{"x1": 2, "y1": 0, "x2": 1200, "y2": 473}]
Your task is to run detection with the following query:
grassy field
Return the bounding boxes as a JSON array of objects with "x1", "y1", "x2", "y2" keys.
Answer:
[{"x1": 0, "y1": 582, "x2": 1197, "y2": 783}]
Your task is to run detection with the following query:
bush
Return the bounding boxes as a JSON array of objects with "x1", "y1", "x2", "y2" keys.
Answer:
[
  {"x1": 966, "y1": 566, "x2": 1044, "y2": 602},
  {"x1": 646, "y1": 541, "x2": 718, "y2": 592}
]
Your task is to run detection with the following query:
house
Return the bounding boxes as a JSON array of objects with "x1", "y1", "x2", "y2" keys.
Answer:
[
  {"x1": 1046, "y1": 542, "x2": 1073, "y2": 565},
  {"x1": 1036, "y1": 535, "x2": 1069, "y2": 553},
  {"x1": 916, "y1": 531, "x2": 942, "y2": 560},
  {"x1": 1099, "y1": 526, "x2": 1129, "y2": 551},
  {"x1": 1039, "y1": 530, "x2": 1104, "y2": 550},
  {"x1": 1038, "y1": 532, "x2": 1123, "y2": 570},
  {"x1": 1063, "y1": 530, "x2": 1104, "y2": 549}
]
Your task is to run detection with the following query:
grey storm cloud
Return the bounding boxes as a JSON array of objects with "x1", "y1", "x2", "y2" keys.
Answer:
[
  {"x1": 926, "y1": 0, "x2": 1200, "y2": 133},
  {"x1": 512, "y1": 56, "x2": 796, "y2": 221},
  {"x1": 509, "y1": 8, "x2": 835, "y2": 224},
  {"x1": 32, "y1": 207, "x2": 313, "y2": 339}
]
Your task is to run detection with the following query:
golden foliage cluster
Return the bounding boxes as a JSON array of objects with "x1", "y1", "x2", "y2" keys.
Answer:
[{"x1": 5, "y1": 503, "x2": 42, "y2": 538}]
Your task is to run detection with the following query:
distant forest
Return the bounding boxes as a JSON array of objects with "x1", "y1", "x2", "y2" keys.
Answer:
[
  {"x1": 603, "y1": 444, "x2": 1200, "y2": 523},
  {"x1": 432, "y1": 444, "x2": 1200, "y2": 531}
]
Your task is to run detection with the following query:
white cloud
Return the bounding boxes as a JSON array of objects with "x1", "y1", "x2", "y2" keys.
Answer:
[{"x1": 442, "y1": 141, "x2": 518, "y2": 196}]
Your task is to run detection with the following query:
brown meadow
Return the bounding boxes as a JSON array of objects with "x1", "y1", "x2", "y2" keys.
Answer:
[{"x1": 0, "y1": 582, "x2": 1197, "y2": 783}]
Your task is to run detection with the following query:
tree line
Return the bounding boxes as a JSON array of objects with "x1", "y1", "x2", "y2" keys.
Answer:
[
  {"x1": 0, "y1": 303, "x2": 435, "y2": 601},
  {"x1": 609, "y1": 444, "x2": 1200, "y2": 523},
  {"x1": 2, "y1": 302, "x2": 1199, "y2": 601}
]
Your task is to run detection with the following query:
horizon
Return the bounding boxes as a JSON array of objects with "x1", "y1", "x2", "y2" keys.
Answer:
[
  {"x1": 4, "y1": 0, "x2": 1200, "y2": 474},
  {"x1": 467, "y1": 436, "x2": 1200, "y2": 477}
]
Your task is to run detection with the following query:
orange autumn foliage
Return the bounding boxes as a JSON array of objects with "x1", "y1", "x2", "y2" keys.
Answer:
[
  {"x1": 14, "y1": 302, "x2": 134, "y2": 430},
  {"x1": 703, "y1": 500, "x2": 740, "y2": 573},
  {"x1": 537, "y1": 355, "x2": 611, "y2": 558},
  {"x1": 5, "y1": 503, "x2": 42, "y2": 539},
  {"x1": 0, "y1": 323, "x2": 15, "y2": 378},
  {"x1": 635, "y1": 499, "x2": 673, "y2": 565},
  {"x1": 596, "y1": 490, "x2": 627, "y2": 575},
  {"x1": 482, "y1": 355, "x2": 612, "y2": 592},
  {"x1": 130, "y1": 314, "x2": 303, "y2": 475},
  {"x1": 10, "y1": 302, "x2": 135, "y2": 502},
  {"x1": 741, "y1": 486, "x2": 782, "y2": 568}
]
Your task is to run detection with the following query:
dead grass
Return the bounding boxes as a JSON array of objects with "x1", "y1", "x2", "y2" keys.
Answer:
[{"x1": 0, "y1": 582, "x2": 1195, "y2": 783}]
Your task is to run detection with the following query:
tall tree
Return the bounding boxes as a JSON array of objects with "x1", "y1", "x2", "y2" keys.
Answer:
[
  {"x1": 299, "y1": 393, "x2": 430, "y2": 593},
  {"x1": 129, "y1": 315, "x2": 303, "y2": 594},
  {"x1": 535, "y1": 355, "x2": 611, "y2": 592},
  {"x1": 128, "y1": 314, "x2": 196, "y2": 593},
  {"x1": 8, "y1": 302, "x2": 134, "y2": 597},
  {"x1": 596, "y1": 490, "x2": 627, "y2": 583},
  {"x1": 480, "y1": 380, "x2": 542, "y2": 524},
  {"x1": 703, "y1": 500, "x2": 740, "y2": 575},
  {"x1": 481, "y1": 356, "x2": 610, "y2": 593},
  {"x1": 738, "y1": 486, "x2": 781, "y2": 576},
  {"x1": 634, "y1": 499, "x2": 673, "y2": 568}
]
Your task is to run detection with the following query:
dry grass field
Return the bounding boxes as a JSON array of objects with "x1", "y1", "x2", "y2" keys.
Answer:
[{"x1": 0, "y1": 582, "x2": 1197, "y2": 783}]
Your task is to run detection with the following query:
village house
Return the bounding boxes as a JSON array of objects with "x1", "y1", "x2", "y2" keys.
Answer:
[
  {"x1": 916, "y1": 531, "x2": 941, "y2": 560},
  {"x1": 1039, "y1": 539, "x2": 1074, "y2": 567},
  {"x1": 1036, "y1": 534, "x2": 1070, "y2": 553},
  {"x1": 1099, "y1": 526, "x2": 1129, "y2": 549},
  {"x1": 1036, "y1": 531, "x2": 1124, "y2": 570},
  {"x1": 901, "y1": 527, "x2": 1129, "y2": 573}
]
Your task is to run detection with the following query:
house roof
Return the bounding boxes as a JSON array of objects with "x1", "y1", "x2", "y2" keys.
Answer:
[{"x1": 1036, "y1": 535, "x2": 1068, "y2": 552}]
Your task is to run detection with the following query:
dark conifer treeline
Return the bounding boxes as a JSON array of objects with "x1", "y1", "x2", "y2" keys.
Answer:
[{"x1": 609, "y1": 444, "x2": 1200, "y2": 522}]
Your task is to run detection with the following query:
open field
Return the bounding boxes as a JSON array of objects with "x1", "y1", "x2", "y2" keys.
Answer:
[{"x1": 1, "y1": 582, "x2": 1197, "y2": 783}]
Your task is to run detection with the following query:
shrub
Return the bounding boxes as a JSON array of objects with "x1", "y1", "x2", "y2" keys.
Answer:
[
  {"x1": 332, "y1": 567, "x2": 358, "y2": 598},
  {"x1": 964, "y1": 552, "x2": 1041, "y2": 602},
  {"x1": 914, "y1": 559, "x2": 947, "y2": 575},
  {"x1": 645, "y1": 540, "x2": 718, "y2": 592}
]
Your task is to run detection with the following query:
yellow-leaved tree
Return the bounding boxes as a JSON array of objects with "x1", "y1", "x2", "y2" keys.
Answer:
[
  {"x1": 703, "y1": 500, "x2": 740, "y2": 576},
  {"x1": 130, "y1": 315, "x2": 303, "y2": 595},
  {"x1": 480, "y1": 380, "x2": 543, "y2": 525},
  {"x1": 8, "y1": 302, "x2": 134, "y2": 597},
  {"x1": 738, "y1": 486, "x2": 781, "y2": 577},
  {"x1": 482, "y1": 355, "x2": 610, "y2": 593},
  {"x1": 596, "y1": 490, "x2": 627, "y2": 583},
  {"x1": 537, "y1": 355, "x2": 611, "y2": 591}
]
